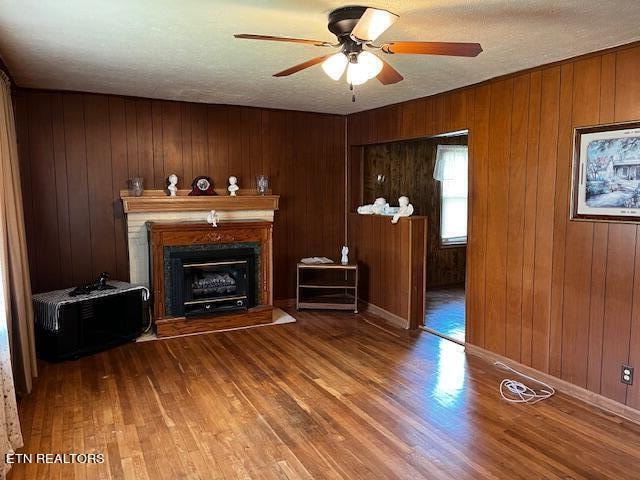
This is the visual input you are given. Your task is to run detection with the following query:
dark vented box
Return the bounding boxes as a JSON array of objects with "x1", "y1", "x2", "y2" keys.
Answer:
[{"x1": 35, "y1": 289, "x2": 148, "y2": 362}]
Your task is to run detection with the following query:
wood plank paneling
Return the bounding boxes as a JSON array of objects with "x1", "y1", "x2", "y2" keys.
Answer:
[
  {"x1": 484, "y1": 79, "x2": 513, "y2": 356},
  {"x1": 62, "y1": 94, "x2": 93, "y2": 285},
  {"x1": 26, "y1": 93, "x2": 59, "y2": 293},
  {"x1": 346, "y1": 42, "x2": 640, "y2": 410},
  {"x1": 108, "y1": 97, "x2": 130, "y2": 280},
  {"x1": 505, "y1": 74, "x2": 529, "y2": 362},
  {"x1": 84, "y1": 94, "x2": 116, "y2": 275},
  {"x1": 50, "y1": 93, "x2": 73, "y2": 288},
  {"x1": 467, "y1": 84, "x2": 491, "y2": 347},
  {"x1": 521, "y1": 71, "x2": 542, "y2": 367},
  {"x1": 531, "y1": 66, "x2": 561, "y2": 373},
  {"x1": 548, "y1": 63, "x2": 573, "y2": 378},
  {"x1": 14, "y1": 91, "x2": 345, "y2": 299},
  {"x1": 600, "y1": 225, "x2": 635, "y2": 403},
  {"x1": 561, "y1": 57, "x2": 600, "y2": 387}
]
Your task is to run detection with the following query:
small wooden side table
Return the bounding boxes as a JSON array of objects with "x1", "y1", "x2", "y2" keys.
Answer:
[{"x1": 296, "y1": 262, "x2": 358, "y2": 313}]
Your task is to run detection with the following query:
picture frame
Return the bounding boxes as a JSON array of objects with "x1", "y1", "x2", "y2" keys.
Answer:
[{"x1": 571, "y1": 121, "x2": 640, "y2": 223}]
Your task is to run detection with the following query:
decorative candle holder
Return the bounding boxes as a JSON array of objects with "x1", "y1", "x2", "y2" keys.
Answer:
[
  {"x1": 129, "y1": 177, "x2": 144, "y2": 197},
  {"x1": 256, "y1": 175, "x2": 269, "y2": 195}
]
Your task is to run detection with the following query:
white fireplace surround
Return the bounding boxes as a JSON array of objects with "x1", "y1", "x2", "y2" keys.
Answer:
[{"x1": 120, "y1": 190, "x2": 278, "y2": 288}]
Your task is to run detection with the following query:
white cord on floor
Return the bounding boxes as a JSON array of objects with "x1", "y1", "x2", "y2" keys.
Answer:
[{"x1": 494, "y1": 361, "x2": 555, "y2": 404}]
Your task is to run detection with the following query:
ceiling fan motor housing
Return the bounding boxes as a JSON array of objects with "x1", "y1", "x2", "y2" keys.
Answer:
[{"x1": 328, "y1": 6, "x2": 367, "y2": 42}]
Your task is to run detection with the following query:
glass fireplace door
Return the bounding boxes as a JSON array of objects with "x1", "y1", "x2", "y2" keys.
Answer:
[{"x1": 182, "y1": 260, "x2": 250, "y2": 317}]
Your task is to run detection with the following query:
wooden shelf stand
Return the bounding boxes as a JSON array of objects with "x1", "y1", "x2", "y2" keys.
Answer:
[{"x1": 296, "y1": 262, "x2": 358, "y2": 313}]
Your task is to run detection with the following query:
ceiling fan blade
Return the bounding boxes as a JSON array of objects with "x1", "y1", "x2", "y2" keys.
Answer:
[
  {"x1": 351, "y1": 8, "x2": 399, "y2": 42},
  {"x1": 381, "y1": 41, "x2": 483, "y2": 57},
  {"x1": 274, "y1": 54, "x2": 333, "y2": 77},
  {"x1": 234, "y1": 34, "x2": 334, "y2": 47},
  {"x1": 376, "y1": 58, "x2": 403, "y2": 85}
]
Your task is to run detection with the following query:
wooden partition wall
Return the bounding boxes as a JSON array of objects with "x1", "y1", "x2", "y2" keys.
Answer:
[
  {"x1": 347, "y1": 42, "x2": 640, "y2": 410},
  {"x1": 12, "y1": 90, "x2": 346, "y2": 299},
  {"x1": 348, "y1": 213, "x2": 426, "y2": 329}
]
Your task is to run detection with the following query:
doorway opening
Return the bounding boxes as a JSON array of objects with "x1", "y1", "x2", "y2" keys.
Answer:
[{"x1": 361, "y1": 130, "x2": 468, "y2": 344}]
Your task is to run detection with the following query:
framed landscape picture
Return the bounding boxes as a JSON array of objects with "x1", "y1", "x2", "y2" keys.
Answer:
[{"x1": 571, "y1": 121, "x2": 640, "y2": 222}]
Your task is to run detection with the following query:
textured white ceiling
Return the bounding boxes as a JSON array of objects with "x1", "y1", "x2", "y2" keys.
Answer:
[{"x1": 1, "y1": 1, "x2": 640, "y2": 114}]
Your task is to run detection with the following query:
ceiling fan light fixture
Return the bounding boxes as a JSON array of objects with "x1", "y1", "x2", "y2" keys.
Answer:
[
  {"x1": 321, "y1": 52, "x2": 348, "y2": 80},
  {"x1": 351, "y1": 8, "x2": 399, "y2": 42},
  {"x1": 346, "y1": 51, "x2": 383, "y2": 85}
]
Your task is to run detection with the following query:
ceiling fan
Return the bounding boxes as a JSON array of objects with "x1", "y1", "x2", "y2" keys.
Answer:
[{"x1": 234, "y1": 6, "x2": 482, "y2": 93}]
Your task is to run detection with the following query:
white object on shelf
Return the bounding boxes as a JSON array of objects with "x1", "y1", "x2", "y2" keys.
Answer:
[
  {"x1": 300, "y1": 256, "x2": 334, "y2": 264},
  {"x1": 357, "y1": 197, "x2": 388, "y2": 215},
  {"x1": 168, "y1": 174, "x2": 178, "y2": 197},
  {"x1": 340, "y1": 246, "x2": 349, "y2": 265},
  {"x1": 391, "y1": 196, "x2": 414, "y2": 224},
  {"x1": 228, "y1": 176, "x2": 239, "y2": 196}
]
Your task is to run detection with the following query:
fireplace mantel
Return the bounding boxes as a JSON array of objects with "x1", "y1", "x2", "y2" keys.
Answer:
[{"x1": 120, "y1": 189, "x2": 279, "y2": 213}]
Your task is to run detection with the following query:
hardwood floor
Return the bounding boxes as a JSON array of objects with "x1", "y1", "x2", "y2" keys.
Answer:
[
  {"x1": 10, "y1": 309, "x2": 640, "y2": 479},
  {"x1": 425, "y1": 287, "x2": 466, "y2": 343}
]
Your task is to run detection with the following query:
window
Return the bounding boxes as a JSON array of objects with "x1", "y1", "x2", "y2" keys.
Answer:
[{"x1": 434, "y1": 144, "x2": 468, "y2": 246}]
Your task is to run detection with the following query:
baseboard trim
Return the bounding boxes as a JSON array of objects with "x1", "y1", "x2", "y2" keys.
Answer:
[
  {"x1": 362, "y1": 302, "x2": 409, "y2": 329},
  {"x1": 465, "y1": 344, "x2": 640, "y2": 426}
]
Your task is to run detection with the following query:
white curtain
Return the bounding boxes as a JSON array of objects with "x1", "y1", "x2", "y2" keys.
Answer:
[
  {"x1": 0, "y1": 70, "x2": 26, "y2": 478},
  {"x1": 434, "y1": 145, "x2": 468, "y2": 243},
  {"x1": 433, "y1": 144, "x2": 468, "y2": 182}
]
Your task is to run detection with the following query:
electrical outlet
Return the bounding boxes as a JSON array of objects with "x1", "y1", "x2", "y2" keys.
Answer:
[{"x1": 621, "y1": 365, "x2": 634, "y2": 385}]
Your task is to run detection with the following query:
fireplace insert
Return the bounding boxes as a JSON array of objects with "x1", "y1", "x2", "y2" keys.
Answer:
[
  {"x1": 183, "y1": 259, "x2": 252, "y2": 317},
  {"x1": 165, "y1": 245, "x2": 259, "y2": 318}
]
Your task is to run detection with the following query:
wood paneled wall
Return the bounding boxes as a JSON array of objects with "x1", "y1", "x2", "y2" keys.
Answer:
[
  {"x1": 347, "y1": 43, "x2": 640, "y2": 410},
  {"x1": 348, "y1": 213, "x2": 426, "y2": 329},
  {"x1": 362, "y1": 136, "x2": 467, "y2": 287},
  {"x1": 13, "y1": 90, "x2": 345, "y2": 299}
]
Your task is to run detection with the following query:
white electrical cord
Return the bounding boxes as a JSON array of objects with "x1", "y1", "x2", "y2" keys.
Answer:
[{"x1": 494, "y1": 361, "x2": 555, "y2": 404}]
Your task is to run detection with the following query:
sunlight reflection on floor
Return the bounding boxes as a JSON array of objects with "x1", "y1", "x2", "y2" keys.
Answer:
[
  {"x1": 425, "y1": 288, "x2": 465, "y2": 343},
  {"x1": 433, "y1": 338, "x2": 467, "y2": 407}
]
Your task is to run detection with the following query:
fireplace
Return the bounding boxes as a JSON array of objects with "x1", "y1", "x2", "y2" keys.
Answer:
[
  {"x1": 164, "y1": 244, "x2": 260, "y2": 318},
  {"x1": 147, "y1": 221, "x2": 273, "y2": 337}
]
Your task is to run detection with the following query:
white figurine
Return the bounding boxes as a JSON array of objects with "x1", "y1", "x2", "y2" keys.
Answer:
[
  {"x1": 206, "y1": 209, "x2": 219, "y2": 227},
  {"x1": 341, "y1": 246, "x2": 349, "y2": 265},
  {"x1": 357, "y1": 197, "x2": 389, "y2": 215},
  {"x1": 391, "y1": 196, "x2": 414, "y2": 224},
  {"x1": 167, "y1": 173, "x2": 178, "y2": 197},
  {"x1": 228, "y1": 176, "x2": 239, "y2": 196}
]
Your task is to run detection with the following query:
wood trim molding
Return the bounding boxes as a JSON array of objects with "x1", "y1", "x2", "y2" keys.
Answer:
[
  {"x1": 362, "y1": 301, "x2": 409, "y2": 329},
  {"x1": 121, "y1": 189, "x2": 279, "y2": 213},
  {"x1": 465, "y1": 344, "x2": 640, "y2": 426}
]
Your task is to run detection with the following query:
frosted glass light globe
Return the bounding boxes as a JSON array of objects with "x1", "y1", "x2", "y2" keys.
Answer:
[
  {"x1": 346, "y1": 51, "x2": 383, "y2": 85},
  {"x1": 321, "y1": 52, "x2": 348, "y2": 81}
]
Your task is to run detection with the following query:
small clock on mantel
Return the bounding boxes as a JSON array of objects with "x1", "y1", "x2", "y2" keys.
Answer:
[{"x1": 188, "y1": 176, "x2": 216, "y2": 196}]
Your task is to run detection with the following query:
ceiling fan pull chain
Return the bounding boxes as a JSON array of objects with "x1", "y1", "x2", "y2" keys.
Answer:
[{"x1": 351, "y1": 83, "x2": 356, "y2": 103}]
